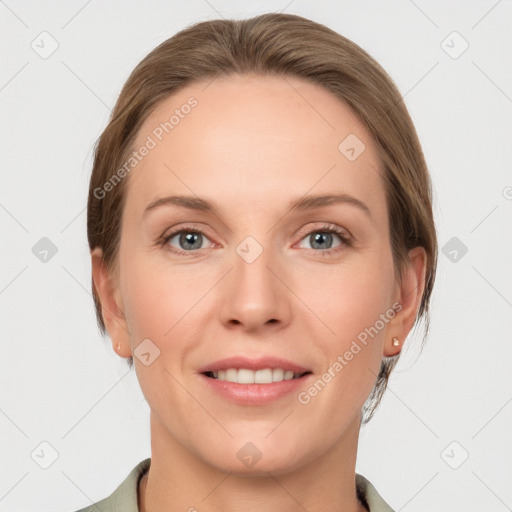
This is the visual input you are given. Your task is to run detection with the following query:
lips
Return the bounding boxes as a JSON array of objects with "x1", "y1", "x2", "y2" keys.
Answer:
[
  {"x1": 197, "y1": 356, "x2": 312, "y2": 375},
  {"x1": 199, "y1": 366, "x2": 314, "y2": 405}
]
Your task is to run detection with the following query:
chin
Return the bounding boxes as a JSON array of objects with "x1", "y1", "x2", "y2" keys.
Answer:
[{"x1": 203, "y1": 438, "x2": 309, "y2": 477}]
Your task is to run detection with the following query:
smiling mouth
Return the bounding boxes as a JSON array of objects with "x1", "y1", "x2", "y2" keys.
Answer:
[{"x1": 203, "y1": 369, "x2": 312, "y2": 384}]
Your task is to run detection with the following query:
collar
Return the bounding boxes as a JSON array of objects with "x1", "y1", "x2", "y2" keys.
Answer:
[{"x1": 76, "y1": 458, "x2": 395, "y2": 512}]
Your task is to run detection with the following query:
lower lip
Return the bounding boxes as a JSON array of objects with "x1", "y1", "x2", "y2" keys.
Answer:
[{"x1": 199, "y1": 373, "x2": 312, "y2": 405}]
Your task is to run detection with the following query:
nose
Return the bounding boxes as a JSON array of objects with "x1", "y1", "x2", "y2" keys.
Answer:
[{"x1": 219, "y1": 242, "x2": 292, "y2": 333}]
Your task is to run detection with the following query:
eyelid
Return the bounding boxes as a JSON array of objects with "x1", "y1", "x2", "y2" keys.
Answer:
[
  {"x1": 294, "y1": 222, "x2": 352, "y2": 242},
  {"x1": 293, "y1": 223, "x2": 354, "y2": 254},
  {"x1": 161, "y1": 222, "x2": 212, "y2": 240}
]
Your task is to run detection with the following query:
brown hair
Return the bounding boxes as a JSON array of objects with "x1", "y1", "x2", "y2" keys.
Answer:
[{"x1": 87, "y1": 12, "x2": 437, "y2": 425}]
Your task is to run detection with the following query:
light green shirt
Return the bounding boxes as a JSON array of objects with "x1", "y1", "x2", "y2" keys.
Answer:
[{"x1": 73, "y1": 458, "x2": 395, "y2": 511}]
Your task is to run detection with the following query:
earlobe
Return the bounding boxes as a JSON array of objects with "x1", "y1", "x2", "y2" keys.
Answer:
[
  {"x1": 383, "y1": 246, "x2": 427, "y2": 357},
  {"x1": 384, "y1": 335, "x2": 401, "y2": 357},
  {"x1": 90, "y1": 247, "x2": 131, "y2": 356}
]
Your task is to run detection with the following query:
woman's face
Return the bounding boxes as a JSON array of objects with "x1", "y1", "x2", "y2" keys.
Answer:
[{"x1": 94, "y1": 74, "x2": 424, "y2": 474}]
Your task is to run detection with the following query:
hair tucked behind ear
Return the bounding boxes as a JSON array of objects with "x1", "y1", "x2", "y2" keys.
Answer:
[{"x1": 87, "y1": 12, "x2": 437, "y2": 425}]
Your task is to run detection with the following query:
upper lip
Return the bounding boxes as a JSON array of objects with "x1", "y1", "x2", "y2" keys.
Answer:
[{"x1": 198, "y1": 356, "x2": 312, "y2": 374}]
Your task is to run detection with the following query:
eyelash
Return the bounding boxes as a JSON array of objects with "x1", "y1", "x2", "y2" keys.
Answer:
[{"x1": 158, "y1": 223, "x2": 354, "y2": 257}]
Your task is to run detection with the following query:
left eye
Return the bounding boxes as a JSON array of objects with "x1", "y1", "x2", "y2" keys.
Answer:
[{"x1": 298, "y1": 229, "x2": 345, "y2": 251}]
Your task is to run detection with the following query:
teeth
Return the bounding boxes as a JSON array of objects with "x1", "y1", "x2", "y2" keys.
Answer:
[{"x1": 210, "y1": 368, "x2": 303, "y2": 383}]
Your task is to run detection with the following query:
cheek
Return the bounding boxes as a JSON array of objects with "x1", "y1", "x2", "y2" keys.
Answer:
[
  {"x1": 301, "y1": 253, "x2": 395, "y2": 339},
  {"x1": 120, "y1": 254, "x2": 212, "y2": 358},
  {"x1": 120, "y1": 255, "x2": 177, "y2": 337},
  {"x1": 301, "y1": 261, "x2": 393, "y2": 416}
]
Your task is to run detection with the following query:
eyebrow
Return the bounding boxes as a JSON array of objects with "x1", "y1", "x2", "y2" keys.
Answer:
[{"x1": 142, "y1": 193, "x2": 372, "y2": 220}]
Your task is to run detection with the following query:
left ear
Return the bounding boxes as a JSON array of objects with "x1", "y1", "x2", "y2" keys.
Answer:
[{"x1": 384, "y1": 246, "x2": 428, "y2": 357}]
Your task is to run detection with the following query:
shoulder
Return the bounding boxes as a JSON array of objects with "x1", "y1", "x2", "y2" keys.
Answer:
[
  {"x1": 71, "y1": 458, "x2": 151, "y2": 512},
  {"x1": 356, "y1": 473, "x2": 395, "y2": 512}
]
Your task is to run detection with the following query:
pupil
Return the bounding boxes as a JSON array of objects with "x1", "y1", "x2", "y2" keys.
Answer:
[
  {"x1": 181, "y1": 232, "x2": 202, "y2": 250},
  {"x1": 311, "y1": 232, "x2": 332, "y2": 250}
]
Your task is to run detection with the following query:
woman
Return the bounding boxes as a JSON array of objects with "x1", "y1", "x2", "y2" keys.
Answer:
[{"x1": 77, "y1": 12, "x2": 437, "y2": 512}]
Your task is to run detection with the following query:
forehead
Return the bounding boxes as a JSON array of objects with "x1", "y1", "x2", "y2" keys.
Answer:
[{"x1": 124, "y1": 74, "x2": 386, "y2": 221}]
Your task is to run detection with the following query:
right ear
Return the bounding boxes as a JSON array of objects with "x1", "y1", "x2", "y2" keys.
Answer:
[{"x1": 90, "y1": 247, "x2": 131, "y2": 357}]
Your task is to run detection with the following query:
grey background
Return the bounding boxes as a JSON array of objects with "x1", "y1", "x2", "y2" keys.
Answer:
[{"x1": 1, "y1": 1, "x2": 511, "y2": 510}]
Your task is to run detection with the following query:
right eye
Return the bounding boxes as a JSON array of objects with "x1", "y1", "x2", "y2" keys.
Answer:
[{"x1": 161, "y1": 226, "x2": 214, "y2": 255}]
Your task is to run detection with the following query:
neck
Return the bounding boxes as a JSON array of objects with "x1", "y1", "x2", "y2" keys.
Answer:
[{"x1": 139, "y1": 412, "x2": 367, "y2": 512}]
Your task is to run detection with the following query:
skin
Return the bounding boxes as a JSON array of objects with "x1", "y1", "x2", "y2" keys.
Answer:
[{"x1": 91, "y1": 73, "x2": 426, "y2": 512}]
